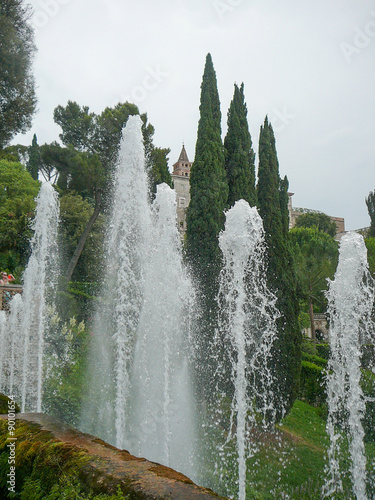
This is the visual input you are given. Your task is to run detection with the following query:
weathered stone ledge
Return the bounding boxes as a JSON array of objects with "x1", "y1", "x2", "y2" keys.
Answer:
[{"x1": 0, "y1": 413, "x2": 227, "y2": 499}]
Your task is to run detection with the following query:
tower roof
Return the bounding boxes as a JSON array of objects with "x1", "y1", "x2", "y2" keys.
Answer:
[{"x1": 178, "y1": 144, "x2": 190, "y2": 163}]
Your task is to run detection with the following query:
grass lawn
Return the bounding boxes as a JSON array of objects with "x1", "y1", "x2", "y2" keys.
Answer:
[{"x1": 243, "y1": 400, "x2": 375, "y2": 499}]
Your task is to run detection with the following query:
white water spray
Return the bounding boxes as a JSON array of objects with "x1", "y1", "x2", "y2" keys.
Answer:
[
  {"x1": 84, "y1": 117, "x2": 196, "y2": 478},
  {"x1": 215, "y1": 200, "x2": 280, "y2": 500},
  {"x1": 0, "y1": 182, "x2": 59, "y2": 412},
  {"x1": 324, "y1": 232, "x2": 375, "y2": 499},
  {"x1": 129, "y1": 183, "x2": 195, "y2": 475}
]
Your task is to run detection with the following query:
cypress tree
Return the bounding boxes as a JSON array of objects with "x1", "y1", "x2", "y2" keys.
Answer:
[
  {"x1": 27, "y1": 133, "x2": 40, "y2": 180},
  {"x1": 366, "y1": 190, "x2": 375, "y2": 237},
  {"x1": 257, "y1": 117, "x2": 301, "y2": 417},
  {"x1": 186, "y1": 53, "x2": 228, "y2": 276},
  {"x1": 224, "y1": 83, "x2": 256, "y2": 207},
  {"x1": 186, "y1": 53, "x2": 228, "y2": 401}
]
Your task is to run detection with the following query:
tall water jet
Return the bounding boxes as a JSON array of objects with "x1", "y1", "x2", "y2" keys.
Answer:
[
  {"x1": 0, "y1": 182, "x2": 59, "y2": 412},
  {"x1": 83, "y1": 117, "x2": 196, "y2": 479},
  {"x1": 213, "y1": 200, "x2": 280, "y2": 500},
  {"x1": 84, "y1": 115, "x2": 152, "y2": 446},
  {"x1": 324, "y1": 232, "x2": 375, "y2": 499},
  {"x1": 0, "y1": 310, "x2": 7, "y2": 390},
  {"x1": 129, "y1": 183, "x2": 195, "y2": 476}
]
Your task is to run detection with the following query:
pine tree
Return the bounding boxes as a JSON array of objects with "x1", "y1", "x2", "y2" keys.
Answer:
[
  {"x1": 224, "y1": 83, "x2": 256, "y2": 207},
  {"x1": 257, "y1": 117, "x2": 301, "y2": 417},
  {"x1": 186, "y1": 53, "x2": 228, "y2": 275},
  {"x1": 27, "y1": 133, "x2": 40, "y2": 180}
]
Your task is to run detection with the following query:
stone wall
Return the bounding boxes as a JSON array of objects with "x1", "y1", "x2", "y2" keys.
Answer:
[{"x1": 0, "y1": 413, "x2": 226, "y2": 499}]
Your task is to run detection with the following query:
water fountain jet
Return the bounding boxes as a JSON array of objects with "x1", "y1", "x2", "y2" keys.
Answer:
[{"x1": 324, "y1": 232, "x2": 375, "y2": 499}]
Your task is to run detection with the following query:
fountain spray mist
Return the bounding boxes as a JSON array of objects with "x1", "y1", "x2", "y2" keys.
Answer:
[
  {"x1": 129, "y1": 183, "x2": 195, "y2": 476},
  {"x1": 324, "y1": 232, "x2": 375, "y2": 499},
  {"x1": 83, "y1": 116, "x2": 196, "y2": 479},
  {"x1": 0, "y1": 182, "x2": 59, "y2": 412},
  {"x1": 213, "y1": 200, "x2": 280, "y2": 500},
  {"x1": 83, "y1": 115, "x2": 151, "y2": 445}
]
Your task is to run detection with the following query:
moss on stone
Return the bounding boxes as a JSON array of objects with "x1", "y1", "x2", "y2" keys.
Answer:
[
  {"x1": 0, "y1": 415, "x2": 226, "y2": 499},
  {"x1": 0, "y1": 393, "x2": 20, "y2": 414}
]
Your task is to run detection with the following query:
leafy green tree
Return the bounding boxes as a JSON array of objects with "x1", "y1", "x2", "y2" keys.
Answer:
[
  {"x1": 257, "y1": 116, "x2": 301, "y2": 416},
  {"x1": 224, "y1": 83, "x2": 256, "y2": 207},
  {"x1": 59, "y1": 193, "x2": 104, "y2": 284},
  {"x1": 0, "y1": 159, "x2": 40, "y2": 273},
  {"x1": 295, "y1": 211, "x2": 337, "y2": 237},
  {"x1": 366, "y1": 190, "x2": 375, "y2": 238},
  {"x1": 52, "y1": 101, "x2": 170, "y2": 283},
  {"x1": 290, "y1": 227, "x2": 338, "y2": 339},
  {"x1": 26, "y1": 133, "x2": 40, "y2": 180},
  {"x1": 53, "y1": 101, "x2": 95, "y2": 153},
  {"x1": 148, "y1": 147, "x2": 172, "y2": 197},
  {"x1": 0, "y1": 0, "x2": 36, "y2": 148}
]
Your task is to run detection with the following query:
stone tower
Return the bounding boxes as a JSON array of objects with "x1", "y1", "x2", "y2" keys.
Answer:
[{"x1": 171, "y1": 145, "x2": 192, "y2": 233}]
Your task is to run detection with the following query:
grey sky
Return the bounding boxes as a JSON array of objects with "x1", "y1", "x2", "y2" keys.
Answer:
[{"x1": 15, "y1": 0, "x2": 375, "y2": 230}]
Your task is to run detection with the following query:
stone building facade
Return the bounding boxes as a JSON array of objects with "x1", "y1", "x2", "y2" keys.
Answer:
[{"x1": 288, "y1": 193, "x2": 345, "y2": 240}]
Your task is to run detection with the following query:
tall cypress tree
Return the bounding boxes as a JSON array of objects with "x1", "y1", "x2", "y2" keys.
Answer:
[
  {"x1": 186, "y1": 53, "x2": 228, "y2": 402},
  {"x1": 186, "y1": 53, "x2": 228, "y2": 276},
  {"x1": 366, "y1": 190, "x2": 375, "y2": 237},
  {"x1": 224, "y1": 83, "x2": 256, "y2": 207},
  {"x1": 257, "y1": 117, "x2": 301, "y2": 417},
  {"x1": 27, "y1": 133, "x2": 40, "y2": 180}
]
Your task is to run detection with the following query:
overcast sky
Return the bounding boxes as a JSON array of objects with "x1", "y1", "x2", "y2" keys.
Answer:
[{"x1": 15, "y1": 0, "x2": 375, "y2": 230}]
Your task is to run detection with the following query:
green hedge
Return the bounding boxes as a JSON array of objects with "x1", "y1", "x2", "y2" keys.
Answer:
[
  {"x1": 299, "y1": 361, "x2": 326, "y2": 406},
  {"x1": 301, "y1": 352, "x2": 328, "y2": 369},
  {"x1": 316, "y1": 343, "x2": 330, "y2": 360}
]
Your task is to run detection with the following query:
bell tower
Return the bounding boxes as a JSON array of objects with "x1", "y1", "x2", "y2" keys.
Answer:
[{"x1": 172, "y1": 144, "x2": 192, "y2": 233}]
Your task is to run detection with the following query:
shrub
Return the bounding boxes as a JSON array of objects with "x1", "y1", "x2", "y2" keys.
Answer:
[
  {"x1": 299, "y1": 361, "x2": 326, "y2": 406},
  {"x1": 316, "y1": 343, "x2": 330, "y2": 360}
]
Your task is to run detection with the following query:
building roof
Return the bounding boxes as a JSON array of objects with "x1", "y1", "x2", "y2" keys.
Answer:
[{"x1": 177, "y1": 144, "x2": 190, "y2": 163}]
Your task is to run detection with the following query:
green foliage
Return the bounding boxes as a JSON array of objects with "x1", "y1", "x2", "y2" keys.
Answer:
[
  {"x1": 316, "y1": 343, "x2": 330, "y2": 360},
  {"x1": 0, "y1": 0, "x2": 37, "y2": 148},
  {"x1": 0, "y1": 159, "x2": 40, "y2": 272},
  {"x1": 366, "y1": 190, "x2": 375, "y2": 237},
  {"x1": 59, "y1": 192, "x2": 104, "y2": 286},
  {"x1": 43, "y1": 310, "x2": 90, "y2": 427},
  {"x1": 21, "y1": 477, "x2": 130, "y2": 499},
  {"x1": 295, "y1": 211, "x2": 337, "y2": 237},
  {"x1": 0, "y1": 393, "x2": 20, "y2": 414},
  {"x1": 26, "y1": 133, "x2": 40, "y2": 180},
  {"x1": 362, "y1": 368, "x2": 375, "y2": 442},
  {"x1": 186, "y1": 54, "x2": 228, "y2": 403},
  {"x1": 290, "y1": 226, "x2": 338, "y2": 320},
  {"x1": 299, "y1": 360, "x2": 326, "y2": 406},
  {"x1": 224, "y1": 82, "x2": 256, "y2": 207},
  {"x1": 54, "y1": 101, "x2": 96, "y2": 153},
  {"x1": 187, "y1": 53, "x2": 228, "y2": 274},
  {"x1": 148, "y1": 147, "x2": 172, "y2": 197},
  {"x1": 256, "y1": 116, "x2": 301, "y2": 416},
  {"x1": 365, "y1": 237, "x2": 375, "y2": 277},
  {"x1": 301, "y1": 352, "x2": 328, "y2": 368}
]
